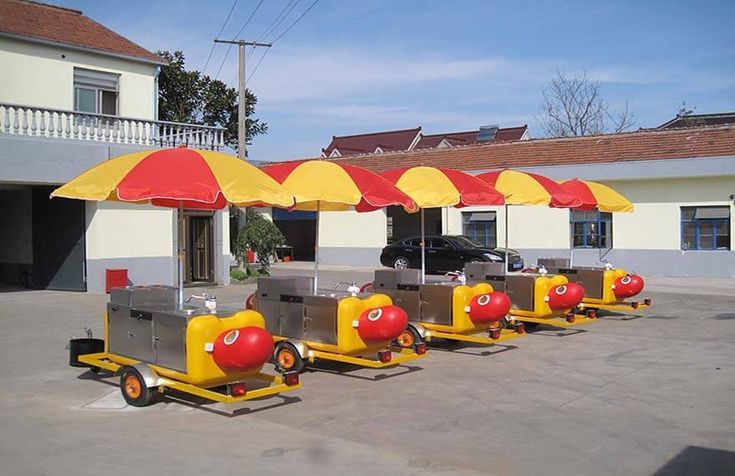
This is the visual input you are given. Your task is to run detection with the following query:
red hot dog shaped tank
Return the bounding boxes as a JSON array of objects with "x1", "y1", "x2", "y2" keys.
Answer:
[
  {"x1": 356, "y1": 305, "x2": 409, "y2": 343},
  {"x1": 467, "y1": 292, "x2": 512, "y2": 324},
  {"x1": 613, "y1": 274, "x2": 644, "y2": 299},
  {"x1": 212, "y1": 326, "x2": 274, "y2": 371},
  {"x1": 546, "y1": 282, "x2": 585, "y2": 311}
]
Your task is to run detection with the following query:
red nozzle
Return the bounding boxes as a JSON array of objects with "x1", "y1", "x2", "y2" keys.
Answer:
[
  {"x1": 613, "y1": 274, "x2": 644, "y2": 299},
  {"x1": 212, "y1": 326, "x2": 274, "y2": 372},
  {"x1": 468, "y1": 292, "x2": 512, "y2": 324},
  {"x1": 357, "y1": 305, "x2": 409, "y2": 343},
  {"x1": 547, "y1": 282, "x2": 585, "y2": 310}
]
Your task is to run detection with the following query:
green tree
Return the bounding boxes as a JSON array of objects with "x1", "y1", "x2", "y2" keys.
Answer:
[
  {"x1": 157, "y1": 50, "x2": 267, "y2": 153},
  {"x1": 235, "y1": 209, "x2": 285, "y2": 274}
]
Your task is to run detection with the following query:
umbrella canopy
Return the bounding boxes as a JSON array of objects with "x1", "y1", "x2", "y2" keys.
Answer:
[
  {"x1": 381, "y1": 166, "x2": 505, "y2": 208},
  {"x1": 51, "y1": 147, "x2": 293, "y2": 209},
  {"x1": 559, "y1": 179, "x2": 634, "y2": 213},
  {"x1": 262, "y1": 160, "x2": 416, "y2": 212},
  {"x1": 262, "y1": 159, "x2": 416, "y2": 292},
  {"x1": 52, "y1": 147, "x2": 294, "y2": 307},
  {"x1": 476, "y1": 169, "x2": 580, "y2": 207}
]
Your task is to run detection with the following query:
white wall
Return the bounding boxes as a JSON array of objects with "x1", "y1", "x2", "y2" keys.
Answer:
[
  {"x1": 602, "y1": 177, "x2": 734, "y2": 250},
  {"x1": 85, "y1": 201, "x2": 174, "y2": 259},
  {"x1": 0, "y1": 37, "x2": 157, "y2": 120},
  {"x1": 446, "y1": 205, "x2": 570, "y2": 249},
  {"x1": 442, "y1": 176, "x2": 734, "y2": 252},
  {"x1": 318, "y1": 209, "x2": 387, "y2": 248}
]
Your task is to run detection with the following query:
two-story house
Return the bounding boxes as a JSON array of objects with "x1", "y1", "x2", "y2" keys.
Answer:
[{"x1": 0, "y1": 0, "x2": 230, "y2": 293}]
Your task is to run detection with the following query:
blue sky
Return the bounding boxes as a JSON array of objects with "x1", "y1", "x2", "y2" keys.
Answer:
[{"x1": 60, "y1": 0, "x2": 735, "y2": 161}]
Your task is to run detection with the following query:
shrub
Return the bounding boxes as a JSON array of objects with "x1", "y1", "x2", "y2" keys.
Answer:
[
  {"x1": 236, "y1": 208, "x2": 285, "y2": 275},
  {"x1": 230, "y1": 269, "x2": 247, "y2": 282}
]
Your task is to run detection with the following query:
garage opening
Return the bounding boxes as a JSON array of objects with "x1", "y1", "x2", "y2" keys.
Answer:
[
  {"x1": 0, "y1": 184, "x2": 86, "y2": 291},
  {"x1": 272, "y1": 209, "x2": 316, "y2": 261},
  {"x1": 387, "y1": 206, "x2": 441, "y2": 243}
]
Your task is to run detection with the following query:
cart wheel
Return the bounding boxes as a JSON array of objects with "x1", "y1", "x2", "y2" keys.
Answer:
[
  {"x1": 120, "y1": 366, "x2": 157, "y2": 407},
  {"x1": 393, "y1": 325, "x2": 421, "y2": 349},
  {"x1": 89, "y1": 366, "x2": 101, "y2": 374},
  {"x1": 274, "y1": 342, "x2": 305, "y2": 374}
]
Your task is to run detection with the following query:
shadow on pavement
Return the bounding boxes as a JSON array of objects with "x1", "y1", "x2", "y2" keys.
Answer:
[{"x1": 653, "y1": 446, "x2": 735, "y2": 475}]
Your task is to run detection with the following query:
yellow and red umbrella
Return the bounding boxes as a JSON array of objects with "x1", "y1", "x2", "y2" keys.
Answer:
[
  {"x1": 52, "y1": 147, "x2": 293, "y2": 209},
  {"x1": 52, "y1": 147, "x2": 294, "y2": 305},
  {"x1": 559, "y1": 179, "x2": 634, "y2": 213},
  {"x1": 475, "y1": 169, "x2": 580, "y2": 207},
  {"x1": 263, "y1": 160, "x2": 416, "y2": 212},
  {"x1": 381, "y1": 166, "x2": 505, "y2": 209},
  {"x1": 380, "y1": 166, "x2": 505, "y2": 282},
  {"x1": 262, "y1": 159, "x2": 416, "y2": 291}
]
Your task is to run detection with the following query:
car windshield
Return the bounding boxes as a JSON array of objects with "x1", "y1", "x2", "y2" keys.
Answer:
[{"x1": 452, "y1": 235, "x2": 485, "y2": 248}]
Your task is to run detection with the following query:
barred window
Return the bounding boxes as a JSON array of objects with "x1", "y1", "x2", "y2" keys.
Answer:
[
  {"x1": 462, "y1": 212, "x2": 496, "y2": 248},
  {"x1": 571, "y1": 210, "x2": 612, "y2": 248},
  {"x1": 681, "y1": 206, "x2": 730, "y2": 250}
]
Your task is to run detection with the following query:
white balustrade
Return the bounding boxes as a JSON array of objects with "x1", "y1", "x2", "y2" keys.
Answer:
[{"x1": 0, "y1": 103, "x2": 226, "y2": 150}]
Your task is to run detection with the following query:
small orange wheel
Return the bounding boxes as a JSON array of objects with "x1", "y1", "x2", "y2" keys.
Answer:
[
  {"x1": 119, "y1": 366, "x2": 156, "y2": 407},
  {"x1": 274, "y1": 342, "x2": 305, "y2": 373},
  {"x1": 396, "y1": 330, "x2": 415, "y2": 348},
  {"x1": 124, "y1": 374, "x2": 142, "y2": 399},
  {"x1": 277, "y1": 349, "x2": 296, "y2": 370}
]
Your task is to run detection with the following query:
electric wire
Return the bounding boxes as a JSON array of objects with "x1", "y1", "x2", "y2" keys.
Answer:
[
  {"x1": 202, "y1": 0, "x2": 239, "y2": 75},
  {"x1": 248, "y1": 0, "x2": 320, "y2": 82},
  {"x1": 214, "y1": 0, "x2": 266, "y2": 80}
]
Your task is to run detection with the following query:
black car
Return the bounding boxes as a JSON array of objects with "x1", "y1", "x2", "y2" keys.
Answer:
[{"x1": 380, "y1": 235, "x2": 524, "y2": 273}]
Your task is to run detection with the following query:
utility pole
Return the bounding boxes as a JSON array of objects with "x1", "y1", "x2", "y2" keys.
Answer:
[{"x1": 213, "y1": 39, "x2": 271, "y2": 160}]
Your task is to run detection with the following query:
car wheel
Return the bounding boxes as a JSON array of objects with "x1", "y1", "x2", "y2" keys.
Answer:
[{"x1": 393, "y1": 256, "x2": 410, "y2": 270}]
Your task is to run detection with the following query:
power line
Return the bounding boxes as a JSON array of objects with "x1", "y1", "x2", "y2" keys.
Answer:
[
  {"x1": 202, "y1": 0, "x2": 239, "y2": 75},
  {"x1": 257, "y1": 0, "x2": 300, "y2": 43},
  {"x1": 271, "y1": 0, "x2": 320, "y2": 43},
  {"x1": 248, "y1": 0, "x2": 320, "y2": 82},
  {"x1": 214, "y1": 0, "x2": 266, "y2": 80},
  {"x1": 247, "y1": 47, "x2": 271, "y2": 82}
]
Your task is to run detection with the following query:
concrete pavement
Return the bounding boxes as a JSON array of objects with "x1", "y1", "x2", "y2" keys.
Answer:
[{"x1": 0, "y1": 266, "x2": 734, "y2": 475}]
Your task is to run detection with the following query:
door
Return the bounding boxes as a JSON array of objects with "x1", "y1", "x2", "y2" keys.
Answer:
[
  {"x1": 31, "y1": 186, "x2": 86, "y2": 291},
  {"x1": 427, "y1": 237, "x2": 458, "y2": 272},
  {"x1": 188, "y1": 215, "x2": 213, "y2": 282}
]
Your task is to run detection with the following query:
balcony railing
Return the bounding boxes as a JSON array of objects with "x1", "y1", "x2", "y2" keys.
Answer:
[{"x1": 0, "y1": 103, "x2": 226, "y2": 150}]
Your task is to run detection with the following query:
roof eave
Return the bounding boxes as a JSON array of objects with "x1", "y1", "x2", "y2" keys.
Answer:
[{"x1": 0, "y1": 31, "x2": 166, "y2": 66}]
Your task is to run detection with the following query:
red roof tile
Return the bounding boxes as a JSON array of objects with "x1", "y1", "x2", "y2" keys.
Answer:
[
  {"x1": 329, "y1": 125, "x2": 735, "y2": 173},
  {"x1": 322, "y1": 127, "x2": 422, "y2": 157},
  {"x1": 0, "y1": 0, "x2": 163, "y2": 63}
]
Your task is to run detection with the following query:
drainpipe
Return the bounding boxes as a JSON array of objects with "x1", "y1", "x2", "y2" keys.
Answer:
[{"x1": 154, "y1": 66, "x2": 160, "y2": 121}]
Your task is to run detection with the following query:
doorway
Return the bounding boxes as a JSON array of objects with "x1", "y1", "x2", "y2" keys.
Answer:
[
  {"x1": 0, "y1": 185, "x2": 86, "y2": 291},
  {"x1": 184, "y1": 212, "x2": 214, "y2": 283}
]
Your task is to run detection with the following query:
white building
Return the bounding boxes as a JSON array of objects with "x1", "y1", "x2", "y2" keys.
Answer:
[
  {"x1": 272, "y1": 125, "x2": 735, "y2": 278},
  {"x1": 0, "y1": 0, "x2": 230, "y2": 292}
]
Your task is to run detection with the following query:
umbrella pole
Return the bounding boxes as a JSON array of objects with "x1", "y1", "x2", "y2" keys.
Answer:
[
  {"x1": 178, "y1": 203, "x2": 184, "y2": 309},
  {"x1": 504, "y1": 204, "x2": 509, "y2": 275},
  {"x1": 313, "y1": 202, "x2": 320, "y2": 293},
  {"x1": 421, "y1": 208, "x2": 426, "y2": 284}
]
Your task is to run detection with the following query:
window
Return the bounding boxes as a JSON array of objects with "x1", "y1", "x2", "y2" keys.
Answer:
[
  {"x1": 462, "y1": 212, "x2": 496, "y2": 248},
  {"x1": 73, "y1": 68, "x2": 119, "y2": 116},
  {"x1": 404, "y1": 238, "x2": 422, "y2": 247},
  {"x1": 681, "y1": 206, "x2": 730, "y2": 250},
  {"x1": 571, "y1": 210, "x2": 612, "y2": 248},
  {"x1": 429, "y1": 238, "x2": 453, "y2": 249}
]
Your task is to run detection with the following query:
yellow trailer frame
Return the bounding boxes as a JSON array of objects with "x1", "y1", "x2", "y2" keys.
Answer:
[
  {"x1": 78, "y1": 352, "x2": 301, "y2": 404},
  {"x1": 514, "y1": 312, "x2": 597, "y2": 328},
  {"x1": 579, "y1": 299, "x2": 651, "y2": 314},
  {"x1": 305, "y1": 346, "x2": 425, "y2": 368},
  {"x1": 424, "y1": 327, "x2": 525, "y2": 345}
]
